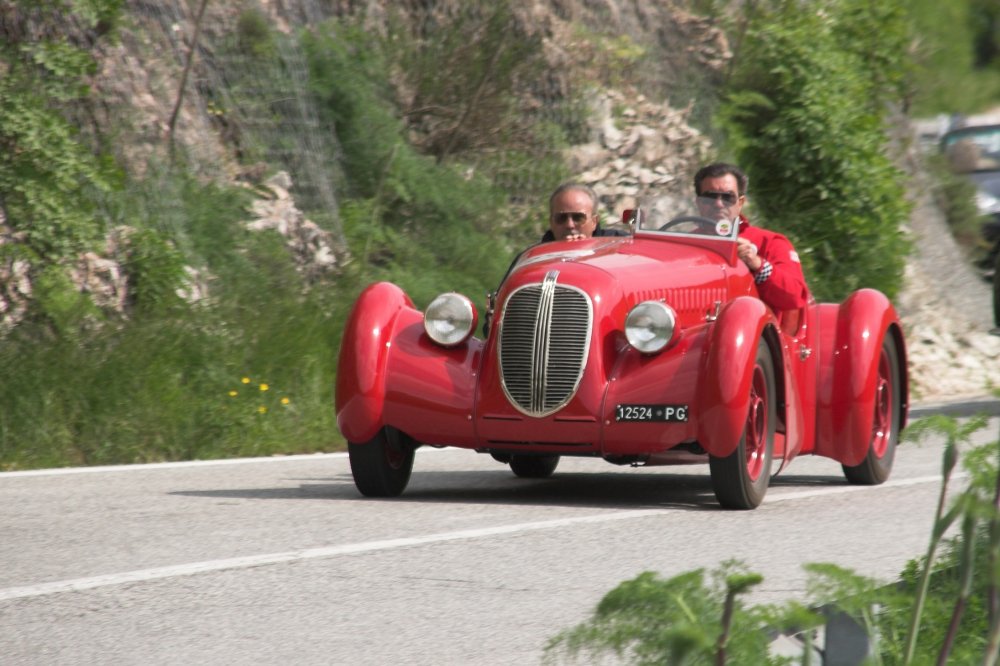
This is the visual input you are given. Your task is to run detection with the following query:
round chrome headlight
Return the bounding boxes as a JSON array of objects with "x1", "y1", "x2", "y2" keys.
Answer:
[
  {"x1": 424, "y1": 293, "x2": 478, "y2": 346},
  {"x1": 625, "y1": 301, "x2": 677, "y2": 354}
]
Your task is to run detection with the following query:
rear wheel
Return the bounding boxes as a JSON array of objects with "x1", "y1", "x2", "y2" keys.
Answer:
[
  {"x1": 842, "y1": 335, "x2": 901, "y2": 485},
  {"x1": 710, "y1": 338, "x2": 776, "y2": 509},
  {"x1": 509, "y1": 454, "x2": 560, "y2": 478},
  {"x1": 348, "y1": 427, "x2": 416, "y2": 497}
]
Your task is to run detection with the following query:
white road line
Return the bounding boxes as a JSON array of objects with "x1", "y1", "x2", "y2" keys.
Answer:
[
  {"x1": 0, "y1": 452, "x2": 348, "y2": 477},
  {"x1": 0, "y1": 510, "x2": 664, "y2": 602},
  {"x1": 0, "y1": 473, "x2": 950, "y2": 603},
  {"x1": 0, "y1": 448, "x2": 457, "y2": 478}
]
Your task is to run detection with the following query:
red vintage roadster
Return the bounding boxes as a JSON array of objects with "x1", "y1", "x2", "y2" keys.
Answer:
[{"x1": 335, "y1": 204, "x2": 908, "y2": 509}]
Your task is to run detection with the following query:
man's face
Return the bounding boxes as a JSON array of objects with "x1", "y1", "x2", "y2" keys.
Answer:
[
  {"x1": 549, "y1": 189, "x2": 597, "y2": 240},
  {"x1": 696, "y1": 174, "x2": 744, "y2": 222}
]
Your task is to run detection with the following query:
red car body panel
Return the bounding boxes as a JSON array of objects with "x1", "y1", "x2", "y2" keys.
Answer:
[{"x1": 336, "y1": 229, "x2": 908, "y2": 477}]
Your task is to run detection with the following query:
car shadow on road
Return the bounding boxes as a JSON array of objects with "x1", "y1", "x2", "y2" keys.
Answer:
[
  {"x1": 398, "y1": 470, "x2": 723, "y2": 510},
  {"x1": 769, "y1": 474, "x2": 850, "y2": 487},
  {"x1": 170, "y1": 468, "x2": 851, "y2": 511}
]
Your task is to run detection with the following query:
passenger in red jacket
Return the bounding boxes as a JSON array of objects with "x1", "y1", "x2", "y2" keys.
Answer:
[{"x1": 694, "y1": 163, "x2": 810, "y2": 311}]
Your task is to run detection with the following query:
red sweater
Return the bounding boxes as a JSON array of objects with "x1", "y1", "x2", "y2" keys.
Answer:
[{"x1": 738, "y1": 216, "x2": 810, "y2": 311}]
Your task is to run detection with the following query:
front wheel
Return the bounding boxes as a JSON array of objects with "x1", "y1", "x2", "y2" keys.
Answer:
[
  {"x1": 509, "y1": 455, "x2": 559, "y2": 478},
  {"x1": 842, "y1": 335, "x2": 901, "y2": 485},
  {"x1": 709, "y1": 338, "x2": 776, "y2": 509},
  {"x1": 348, "y1": 427, "x2": 416, "y2": 497}
]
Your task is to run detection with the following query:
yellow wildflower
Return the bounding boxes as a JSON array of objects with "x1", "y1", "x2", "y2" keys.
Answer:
[
  {"x1": 259, "y1": 383, "x2": 269, "y2": 392},
  {"x1": 258, "y1": 406, "x2": 267, "y2": 414},
  {"x1": 241, "y1": 377, "x2": 251, "y2": 384},
  {"x1": 229, "y1": 390, "x2": 238, "y2": 397},
  {"x1": 281, "y1": 397, "x2": 290, "y2": 405}
]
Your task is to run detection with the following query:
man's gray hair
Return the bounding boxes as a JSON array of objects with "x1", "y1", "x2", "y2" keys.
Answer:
[{"x1": 549, "y1": 182, "x2": 599, "y2": 215}]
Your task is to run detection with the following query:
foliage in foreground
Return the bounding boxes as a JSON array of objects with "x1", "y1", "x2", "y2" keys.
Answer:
[
  {"x1": 545, "y1": 415, "x2": 1000, "y2": 665},
  {"x1": 545, "y1": 563, "x2": 807, "y2": 666}
]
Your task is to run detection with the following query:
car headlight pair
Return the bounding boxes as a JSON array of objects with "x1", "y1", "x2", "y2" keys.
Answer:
[
  {"x1": 424, "y1": 293, "x2": 678, "y2": 354},
  {"x1": 423, "y1": 293, "x2": 478, "y2": 346}
]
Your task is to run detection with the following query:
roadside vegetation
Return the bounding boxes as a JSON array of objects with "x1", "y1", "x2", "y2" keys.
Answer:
[
  {"x1": 0, "y1": 2, "x2": 564, "y2": 466},
  {"x1": 0, "y1": 0, "x2": 997, "y2": 469}
]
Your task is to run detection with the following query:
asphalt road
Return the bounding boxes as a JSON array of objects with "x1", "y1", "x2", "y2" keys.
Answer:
[{"x1": 2, "y1": 414, "x2": 998, "y2": 665}]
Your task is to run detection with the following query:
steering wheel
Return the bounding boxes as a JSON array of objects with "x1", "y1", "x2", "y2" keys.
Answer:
[{"x1": 657, "y1": 215, "x2": 720, "y2": 234}]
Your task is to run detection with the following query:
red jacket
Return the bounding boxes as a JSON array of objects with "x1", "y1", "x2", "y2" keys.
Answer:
[{"x1": 738, "y1": 216, "x2": 810, "y2": 311}]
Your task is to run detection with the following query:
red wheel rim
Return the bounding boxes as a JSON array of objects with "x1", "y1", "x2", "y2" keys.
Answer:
[
  {"x1": 745, "y1": 364, "x2": 768, "y2": 481},
  {"x1": 870, "y1": 349, "x2": 893, "y2": 458}
]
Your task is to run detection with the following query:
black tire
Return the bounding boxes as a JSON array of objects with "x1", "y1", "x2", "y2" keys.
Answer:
[
  {"x1": 842, "y1": 335, "x2": 901, "y2": 485},
  {"x1": 348, "y1": 427, "x2": 415, "y2": 497},
  {"x1": 709, "y1": 338, "x2": 776, "y2": 510},
  {"x1": 509, "y1": 454, "x2": 560, "y2": 478}
]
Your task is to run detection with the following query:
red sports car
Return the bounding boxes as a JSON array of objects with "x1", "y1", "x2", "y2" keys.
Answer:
[{"x1": 336, "y1": 205, "x2": 908, "y2": 509}]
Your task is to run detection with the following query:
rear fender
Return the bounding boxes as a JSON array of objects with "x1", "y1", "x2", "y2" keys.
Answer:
[
  {"x1": 697, "y1": 296, "x2": 772, "y2": 458},
  {"x1": 816, "y1": 288, "x2": 908, "y2": 464}
]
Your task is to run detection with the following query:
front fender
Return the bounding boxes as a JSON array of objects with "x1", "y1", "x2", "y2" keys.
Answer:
[
  {"x1": 815, "y1": 288, "x2": 906, "y2": 464},
  {"x1": 697, "y1": 297, "x2": 770, "y2": 458},
  {"x1": 335, "y1": 282, "x2": 413, "y2": 443}
]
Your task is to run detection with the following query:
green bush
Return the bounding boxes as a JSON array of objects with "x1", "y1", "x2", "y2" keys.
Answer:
[
  {"x1": 907, "y1": 0, "x2": 1000, "y2": 115},
  {"x1": 545, "y1": 563, "x2": 807, "y2": 665},
  {"x1": 303, "y1": 17, "x2": 537, "y2": 305},
  {"x1": 719, "y1": 0, "x2": 911, "y2": 302},
  {"x1": 0, "y1": 0, "x2": 123, "y2": 260}
]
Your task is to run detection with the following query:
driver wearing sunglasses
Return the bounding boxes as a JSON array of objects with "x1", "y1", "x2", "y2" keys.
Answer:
[
  {"x1": 542, "y1": 183, "x2": 629, "y2": 242},
  {"x1": 695, "y1": 162, "x2": 809, "y2": 311}
]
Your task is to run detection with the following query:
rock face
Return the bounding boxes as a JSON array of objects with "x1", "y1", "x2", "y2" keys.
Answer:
[
  {"x1": 567, "y1": 89, "x2": 711, "y2": 220},
  {"x1": 244, "y1": 172, "x2": 342, "y2": 282}
]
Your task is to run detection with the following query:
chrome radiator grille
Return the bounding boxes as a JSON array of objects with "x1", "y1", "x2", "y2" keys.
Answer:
[{"x1": 498, "y1": 271, "x2": 591, "y2": 416}]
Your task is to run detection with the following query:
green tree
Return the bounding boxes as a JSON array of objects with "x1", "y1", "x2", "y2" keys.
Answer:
[
  {"x1": 907, "y1": 0, "x2": 1000, "y2": 115},
  {"x1": 719, "y1": 0, "x2": 910, "y2": 302},
  {"x1": 0, "y1": 0, "x2": 123, "y2": 260}
]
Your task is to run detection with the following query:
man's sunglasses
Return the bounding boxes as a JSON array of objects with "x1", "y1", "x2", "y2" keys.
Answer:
[
  {"x1": 553, "y1": 212, "x2": 591, "y2": 224},
  {"x1": 698, "y1": 191, "x2": 740, "y2": 205}
]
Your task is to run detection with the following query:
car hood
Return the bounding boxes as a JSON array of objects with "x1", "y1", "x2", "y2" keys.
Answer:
[{"x1": 499, "y1": 236, "x2": 736, "y2": 326}]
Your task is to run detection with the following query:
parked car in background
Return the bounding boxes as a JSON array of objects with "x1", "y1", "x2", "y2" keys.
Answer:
[
  {"x1": 335, "y1": 201, "x2": 909, "y2": 509},
  {"x1": 939, "y1": 122, "x2": 1000, "y2": 328}
]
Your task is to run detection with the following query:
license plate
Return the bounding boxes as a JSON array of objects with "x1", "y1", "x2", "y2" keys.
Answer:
[{"x1": 615, "y1": 404, "x2": 689, "y2": 422}]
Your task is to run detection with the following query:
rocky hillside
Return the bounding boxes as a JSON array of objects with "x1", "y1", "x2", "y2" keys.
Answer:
[{"x1": 4, "y1": 0, "x2": 998, "y2": 403}]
